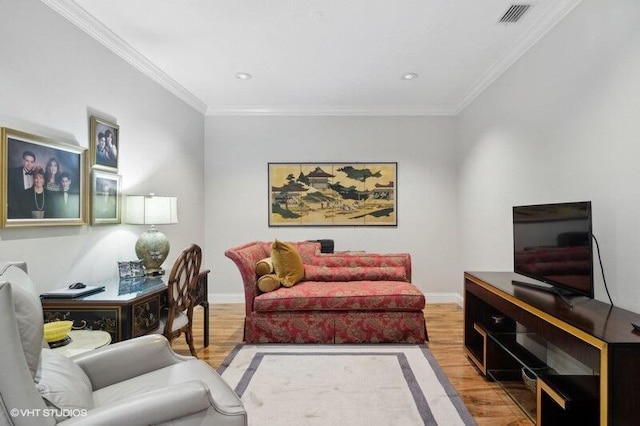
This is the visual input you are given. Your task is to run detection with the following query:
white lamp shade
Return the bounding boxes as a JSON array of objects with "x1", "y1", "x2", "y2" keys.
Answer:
[{"x1": 125, "y1": 195, "x2": 178, "y2": 225}]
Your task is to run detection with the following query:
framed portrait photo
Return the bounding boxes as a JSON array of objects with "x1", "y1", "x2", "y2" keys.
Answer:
[
  {"x1": 1, "y1": 127, "x2": 87, "y2": 227},
  {"x1": 91, "y1": 170, "x2": 121, "y2": 225},
  {"x1": 90, "y1": 116, "x2": 119, "y2": 171}
]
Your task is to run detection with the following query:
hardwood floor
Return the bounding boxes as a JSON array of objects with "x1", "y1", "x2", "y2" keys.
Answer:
[{"x1": 172, "y1": 303, "x2": 532, "y2": 425}]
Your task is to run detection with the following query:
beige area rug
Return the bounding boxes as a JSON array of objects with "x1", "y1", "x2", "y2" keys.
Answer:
[{"x1": 218, "y1": 344, "x2": 476, "y2": 426}]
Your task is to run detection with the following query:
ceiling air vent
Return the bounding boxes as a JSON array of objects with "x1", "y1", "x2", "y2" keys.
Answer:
[{"x1": 499, "y1": 4, "x2": 531, "y2": 23}]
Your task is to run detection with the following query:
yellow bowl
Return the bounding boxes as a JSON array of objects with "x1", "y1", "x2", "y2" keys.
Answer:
[{"x1": 43, "y1": 321, "x2": 73, "y2": 343}]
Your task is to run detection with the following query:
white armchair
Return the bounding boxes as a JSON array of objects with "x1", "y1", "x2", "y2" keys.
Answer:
[{"x1": 0, "y1": 262, "x2": 247, "y2": 426}]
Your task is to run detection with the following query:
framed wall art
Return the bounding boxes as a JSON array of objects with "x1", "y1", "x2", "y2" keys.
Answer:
[
  {"x1": 91, "y1": 170, "x2": 121, "y2": 225},
  {"x1": 90, "y1": 116, "x2": 119, "y2": 171},
  {"x1": 1, "y1": 127, "x2": 87, "y2": 227},
  {"x1": 268, "y1": 162, "x2": 398, "y2": 227}
]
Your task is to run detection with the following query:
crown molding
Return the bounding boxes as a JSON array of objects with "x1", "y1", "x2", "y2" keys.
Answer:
[
  {"x1": 205, "y1": 106, "x2": 457, "y2": 116},
  {"x1": 453, "y1": 0, "x2": 583, "y2": 114},
  {"x1": 42, "y1": 0, "x2": 581, "y2": 118},
  {"x1": 41, "y1": 0, "x2": 208, "y2": 115}
]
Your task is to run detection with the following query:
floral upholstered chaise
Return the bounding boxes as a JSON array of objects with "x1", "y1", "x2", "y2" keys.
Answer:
[{"x1": 224, "y1": 241, "x2": 428, "y2": 343}]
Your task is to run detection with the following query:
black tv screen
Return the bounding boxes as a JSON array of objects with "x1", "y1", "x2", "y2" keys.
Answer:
[{"x1": 513, "y1": 201, "x2": 593, "y2": 298}]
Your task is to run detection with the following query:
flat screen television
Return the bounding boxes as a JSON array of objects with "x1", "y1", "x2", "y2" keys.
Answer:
[{"x1": 513, "y1": 201, "x2": 594, "y2": 301}]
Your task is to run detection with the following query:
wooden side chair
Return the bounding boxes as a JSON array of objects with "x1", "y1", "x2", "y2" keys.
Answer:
[{"x1": 161, "y1": 244, "x2": 202, "y2": 357}]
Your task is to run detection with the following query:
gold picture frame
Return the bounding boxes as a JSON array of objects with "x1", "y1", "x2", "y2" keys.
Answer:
[
  {"x1": 268, "y1": 162, "x2": 398, "y2": 227},
  {"x1": 91, "y1": 170, "x2": 121, "y2": 225},
  {"x1": 1, "y1": 127, "x2": 87, "y2": 227},
  {"x1": 90, "y1": 116, "x2": 119, "y2": 171}
]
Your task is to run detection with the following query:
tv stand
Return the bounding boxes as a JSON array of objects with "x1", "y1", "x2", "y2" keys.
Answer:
[
  {"x1": 465, "y1": 271, "x2": 640, "y2": 425},
  {"x1": 511, "y1": 279, "x2": 575, "y2": 308}
]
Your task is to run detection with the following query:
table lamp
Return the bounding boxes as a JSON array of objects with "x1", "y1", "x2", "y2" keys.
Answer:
[{"x1": 125, "y1": 194, "x2": 178, "y2": 276}]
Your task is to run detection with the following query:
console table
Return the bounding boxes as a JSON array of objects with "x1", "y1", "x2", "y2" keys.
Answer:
[
  {"x1": 41, "y1": 270, "x2": 210, "y2": 345},
  {"x1": 464, "y1": 272, "x2": 640, "y2": 425}
]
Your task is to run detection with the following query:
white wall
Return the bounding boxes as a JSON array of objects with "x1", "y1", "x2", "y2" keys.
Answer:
[
  {"x1": 204, "y1": 116, "x2": 460, "y2": 301},
  {"x1": 0, "y1": 0, "x2": 205, "y2": 291},
  {"x1": 456, "y1": 0, "x2": 640, "y2": 311}
]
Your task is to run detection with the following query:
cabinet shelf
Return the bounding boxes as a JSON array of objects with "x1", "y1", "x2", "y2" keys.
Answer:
[
  {"x1": 465, "y1": 343, "x2": 483, "y2": 369},
  {"x1": 484, "y1": 332, "x2": 553, "y2": 423},
  {"x1": 538, "y1": 375, "x2": 599, "y2": 425},
  {"x1": 487, "y1": 332, "x2": 550, "y2": 372},
  {"x1": 539, "y1": 374, "x2": 599, "y2": 409}
]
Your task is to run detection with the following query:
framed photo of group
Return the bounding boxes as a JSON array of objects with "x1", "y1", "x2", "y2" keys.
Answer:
[
  {"x1": 89, "y1": 116, "x2": 119, "y2": 171},
  {"x1": 1, "y1": 127, "x2": 87, "y2": 227}
]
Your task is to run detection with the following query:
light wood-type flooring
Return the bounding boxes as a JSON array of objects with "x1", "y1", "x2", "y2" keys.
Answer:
[{"x1": 173, "y1": 303, "x2": 532, "y2": 425}]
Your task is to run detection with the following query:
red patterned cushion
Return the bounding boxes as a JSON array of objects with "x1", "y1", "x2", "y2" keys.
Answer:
[
  {"x1": 306, "y1": 252, "x2": 412, "y2": 281},
  {"x1": 307, "y1": 252, "x2": 409, "y2": 267},
  {"x1": 253, "y1": 280, "x2": 425, "y2": 312},
  {"x1": 304, "y1": 265, "x2": 407, "y2": 282}
]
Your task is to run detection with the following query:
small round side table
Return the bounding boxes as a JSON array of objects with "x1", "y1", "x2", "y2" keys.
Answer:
[{"x1": 50, "y1": 330, "x2": 112, "y2": 357}]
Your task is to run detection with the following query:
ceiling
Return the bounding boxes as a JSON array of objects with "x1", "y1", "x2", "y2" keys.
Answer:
[{"x1": 43, "y1": 0, "x2": 581, "y2": 116}]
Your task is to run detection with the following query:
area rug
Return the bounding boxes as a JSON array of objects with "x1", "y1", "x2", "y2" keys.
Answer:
[{"x1": 218, "y1": 344, "x2": 476, "y2": 426}]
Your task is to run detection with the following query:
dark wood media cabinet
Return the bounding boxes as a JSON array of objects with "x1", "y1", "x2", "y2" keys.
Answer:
[{"x1": 464, "y1": 271, "x2": 640, "y2": 425}]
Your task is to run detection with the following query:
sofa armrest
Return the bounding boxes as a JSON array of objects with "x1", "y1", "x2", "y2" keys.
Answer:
[
  {"x1": 58, "y1": 381, "x2": 213, "y2": 425},
  {"x1": 225, "y1": 241, "x2": 270, "y2": 314},
  {"x1": 71, "y1": 335, "x2": 191, "y2": 390}
]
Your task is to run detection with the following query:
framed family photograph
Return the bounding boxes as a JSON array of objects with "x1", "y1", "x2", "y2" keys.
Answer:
[
  {"x1": 268, "y1": 162, "x2": 398, "y2": 227},
  {"x1": 90, "y1": 116, "x2": 119, "y2": 171},
  {"x1": 91, "y1": 170, "x2": 121, "y2": 225},
  {"x1": 1, "y1": 127, "x2": 87, "y2": 227}
]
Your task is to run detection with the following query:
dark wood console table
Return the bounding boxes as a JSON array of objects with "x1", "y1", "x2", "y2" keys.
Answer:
[
  {"x1": 464, "y1": 271, "x2": 640, "y2": 426},
  {"x1": 42, "y1": 270, "x2": 210, "y2": 345}
]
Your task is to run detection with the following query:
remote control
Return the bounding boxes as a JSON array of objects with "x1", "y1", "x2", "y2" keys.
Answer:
[{"x1": 632, "y1": 322, "x2": 640, "y2": 333}]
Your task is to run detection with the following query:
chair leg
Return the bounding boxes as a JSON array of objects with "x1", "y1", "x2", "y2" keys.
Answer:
[
  {"x1": 186, "y1": 327, "x2": 197, "y2": 358},
  {"x1": 203, "y1": 301, "x2": 210, "y2": 347}
]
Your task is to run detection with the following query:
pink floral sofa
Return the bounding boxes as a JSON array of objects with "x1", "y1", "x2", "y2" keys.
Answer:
[{"x1": 224, "y1": 241, "x2": 428, "y2": 343}]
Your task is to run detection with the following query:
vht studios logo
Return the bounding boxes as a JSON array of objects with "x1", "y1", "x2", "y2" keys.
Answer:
[{"x1": 10, "y1": 408, "x2": 88, "y2": 418}]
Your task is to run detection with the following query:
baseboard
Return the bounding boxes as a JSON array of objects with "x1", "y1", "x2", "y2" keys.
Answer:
[
  {"x1": 209, "y1": 292, "x2": 464, "y2": 307},
  {"x1": 425, "y1": 292, "x2": 463, "y2": 306}
]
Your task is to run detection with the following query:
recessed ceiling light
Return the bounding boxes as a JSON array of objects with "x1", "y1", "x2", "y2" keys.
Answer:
[
  {"x1": 402, "y1": 73, "x2": 419, "y2": 80},
  {"x1": 236, "y1": 72, "x2": 252, "y2": 80}
]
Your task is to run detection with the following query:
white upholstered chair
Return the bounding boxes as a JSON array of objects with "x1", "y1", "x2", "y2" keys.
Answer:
[{"x1": 0, "y1": 262, "x2": 247, "y2": 426}]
